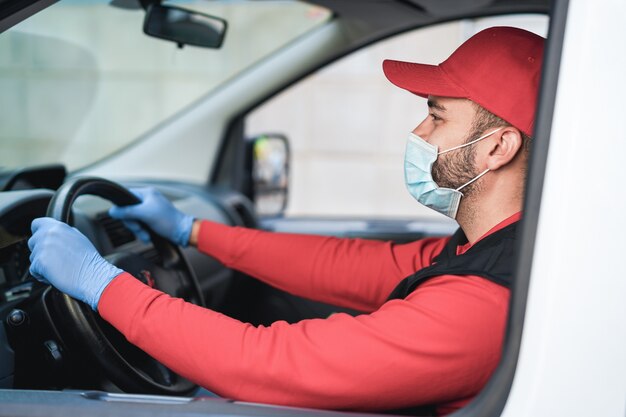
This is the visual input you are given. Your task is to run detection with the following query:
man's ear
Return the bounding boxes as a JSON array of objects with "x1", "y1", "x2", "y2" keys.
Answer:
[{"x1": 485, "y1": 127, "x2": 523, "y2": 171}]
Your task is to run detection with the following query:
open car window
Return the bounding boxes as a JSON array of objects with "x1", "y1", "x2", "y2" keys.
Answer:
[{"x1": 246, "y1": 14, "x2": 548, "y2": 219}]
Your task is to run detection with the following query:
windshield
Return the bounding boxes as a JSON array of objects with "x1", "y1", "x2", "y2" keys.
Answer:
[{"x1": 0, "y1": 0, "x2": 330, "y2": 171}]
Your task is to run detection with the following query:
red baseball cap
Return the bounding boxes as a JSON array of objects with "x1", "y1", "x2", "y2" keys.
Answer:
[{"x1": 383, "y1": 26, "x2": 544, "y2": 136}]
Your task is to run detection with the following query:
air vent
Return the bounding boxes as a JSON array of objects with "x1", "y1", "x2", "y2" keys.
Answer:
[{"x1": 96, "y1": 212, "x2": 136, "y2": 248}]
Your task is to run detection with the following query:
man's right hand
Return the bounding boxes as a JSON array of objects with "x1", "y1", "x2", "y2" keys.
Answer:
[{"x1": 109, "y1": 187, "x2": 195, "y2": 247}]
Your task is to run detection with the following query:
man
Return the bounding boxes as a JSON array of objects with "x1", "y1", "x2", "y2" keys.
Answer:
[{"x1": 28, "y1": 26, "x2": 544, "y2": 415}]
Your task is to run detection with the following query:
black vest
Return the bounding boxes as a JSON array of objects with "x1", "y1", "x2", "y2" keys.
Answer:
[
  {"x1": 385, "y1": 221, "x2": 518, "y2": 416},
  {"x1": 387, "y1": 221, "x2": 518, "y2": 301}
]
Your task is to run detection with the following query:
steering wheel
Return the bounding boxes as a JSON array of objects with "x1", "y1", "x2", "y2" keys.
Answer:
[{"x1": 44, "y1": 177, "x2": 204, "y2": 395}]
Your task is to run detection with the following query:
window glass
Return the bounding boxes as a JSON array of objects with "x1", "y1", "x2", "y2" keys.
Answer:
[
  {"x1": 0, "y1": 0, "x2": 330, "y2": 171},
  {"x1": 246, "y1": 15, "x2": 548, "y2": 219}
]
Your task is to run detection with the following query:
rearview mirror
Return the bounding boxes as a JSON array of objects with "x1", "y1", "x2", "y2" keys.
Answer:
[{"x1": 143, "y1": 4, "x2": 227, "y2": 49}]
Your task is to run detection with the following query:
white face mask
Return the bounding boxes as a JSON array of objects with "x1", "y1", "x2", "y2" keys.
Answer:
[{"x1": 403, "y1": 128, "x2": 502, "y2": 219}]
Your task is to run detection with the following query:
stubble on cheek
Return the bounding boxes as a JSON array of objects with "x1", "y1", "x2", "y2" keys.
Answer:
[{"x1": 432, "y1": 146, "x2": 480, "y2": 192}]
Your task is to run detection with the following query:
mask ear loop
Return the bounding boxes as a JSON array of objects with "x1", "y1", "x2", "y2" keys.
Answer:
[
  {"x1": 455, "y1": 168, "x2": 490, "y2": 192},
  {"x1": 437, "y1": 127, "x2": 504, "y2": 156}
]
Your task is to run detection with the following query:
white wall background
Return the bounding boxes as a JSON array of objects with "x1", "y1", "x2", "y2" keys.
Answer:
[{"x1": 246, "y1": 15, "x2": 548, "y2": 219}]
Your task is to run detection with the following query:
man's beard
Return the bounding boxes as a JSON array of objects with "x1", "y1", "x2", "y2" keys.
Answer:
[{"x1": 431, "y1": 137, "x2": 481, "y2": 196}]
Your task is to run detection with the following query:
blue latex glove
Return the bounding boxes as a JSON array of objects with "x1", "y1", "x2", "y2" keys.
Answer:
[
  {"x1": 108, "y1": 187, "x2": 194, "y2": 247},
  {"x1": 28, "y1": 218, "x2": 123, "y2": 311}
]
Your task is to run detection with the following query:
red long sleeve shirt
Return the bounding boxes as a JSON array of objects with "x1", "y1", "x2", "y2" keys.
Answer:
[{"x1": 99, "y1": 213, "x2": 519, "y2": 415}]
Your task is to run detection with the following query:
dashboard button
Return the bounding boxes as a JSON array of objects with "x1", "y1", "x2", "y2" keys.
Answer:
[{"x1": 7, "y1": 309, "x2": 27, "y2": 327}]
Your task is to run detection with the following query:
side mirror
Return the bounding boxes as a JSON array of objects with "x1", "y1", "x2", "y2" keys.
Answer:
[
  {"x1": 249, "y1": 134, "x2": 290, "y2": 217},
  {"x1": 143, "y1": 4, "x2": 227, "y2": 49}
]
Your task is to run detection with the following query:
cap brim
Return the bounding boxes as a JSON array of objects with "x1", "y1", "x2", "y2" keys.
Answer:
[{"x1": 383, "y1": 59, "x2": 469, "y2": 99}]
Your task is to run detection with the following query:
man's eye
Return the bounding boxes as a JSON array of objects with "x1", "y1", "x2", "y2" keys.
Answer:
[{"x1": 430, "y1": 113, "x2": 441, "y2": 121}]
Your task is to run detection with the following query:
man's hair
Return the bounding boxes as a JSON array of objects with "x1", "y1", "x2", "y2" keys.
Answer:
[{"x1": 470, "y1": 103, "x2": 532, "y2": 155}]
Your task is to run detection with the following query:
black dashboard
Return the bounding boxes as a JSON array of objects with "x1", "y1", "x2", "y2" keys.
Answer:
[
  {"x1": 0, "y1": 182, "x2": 244, "y2": 305},
  {"x1": 0, "y1": 190, "x2": 53, "y2": 302},
  {"x1": 0, "y1": 178, "x2": 255, "y2": 392}
]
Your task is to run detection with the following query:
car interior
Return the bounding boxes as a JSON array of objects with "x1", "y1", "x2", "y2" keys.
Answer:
[{"x1": 0, "y1": 0, "x2": 562, "y2": 416}]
